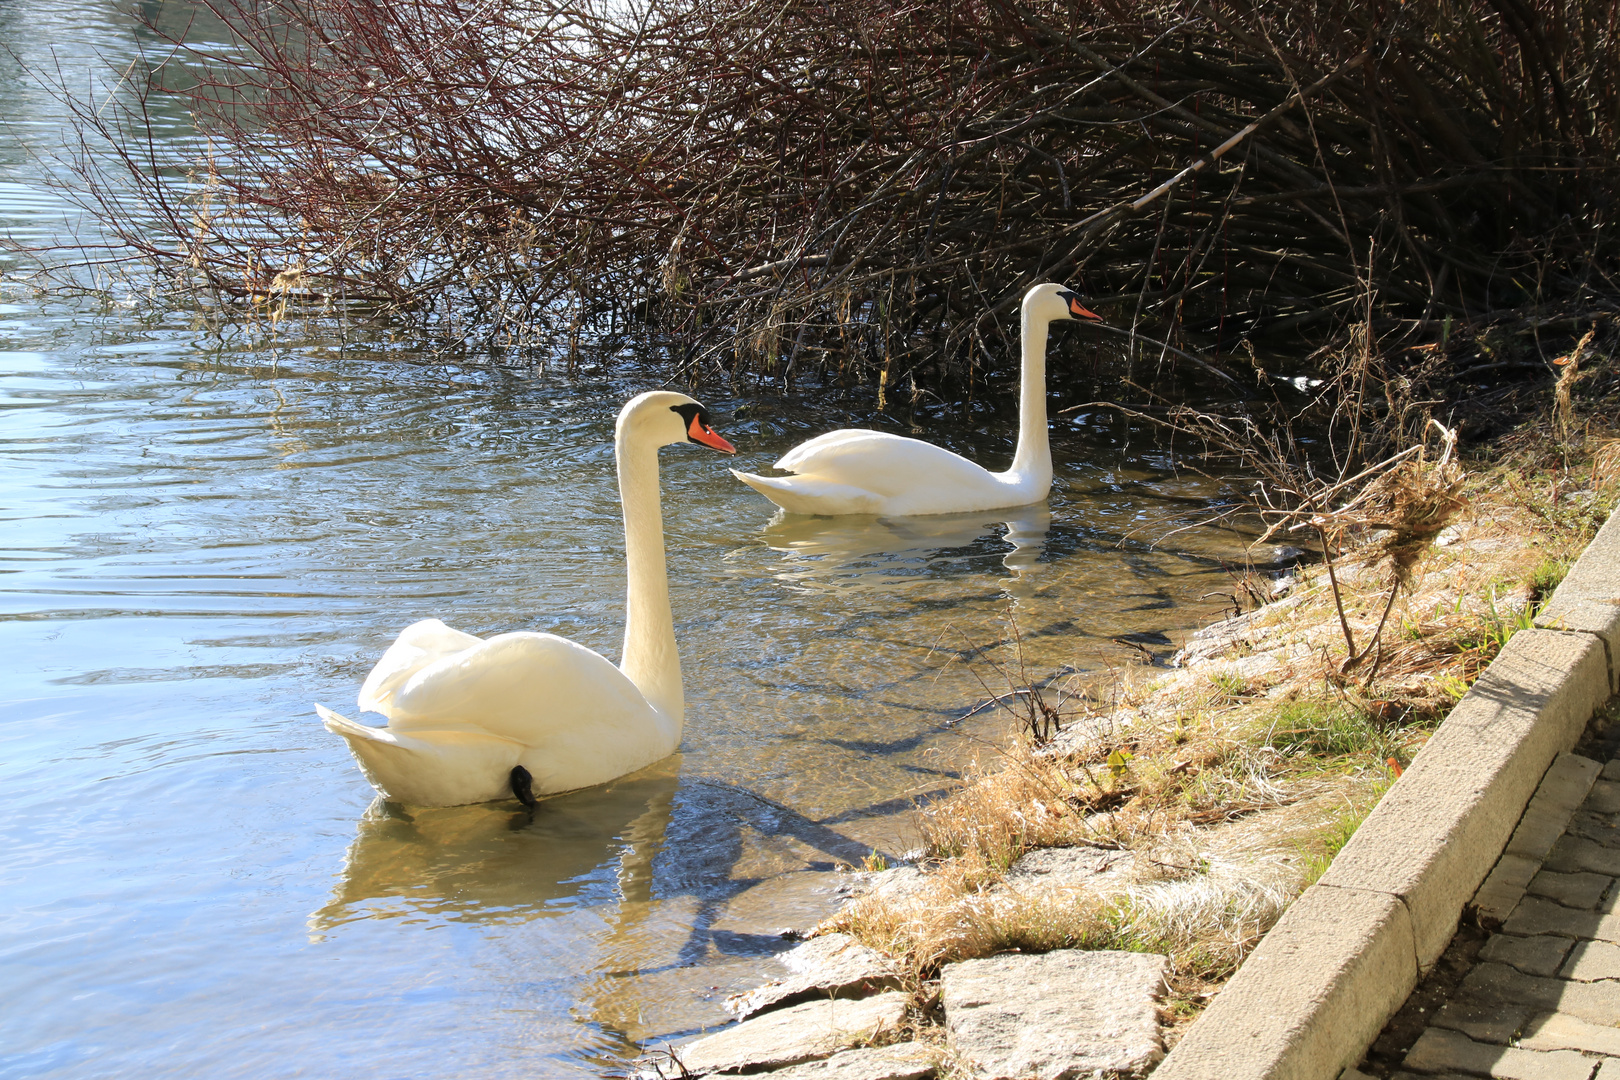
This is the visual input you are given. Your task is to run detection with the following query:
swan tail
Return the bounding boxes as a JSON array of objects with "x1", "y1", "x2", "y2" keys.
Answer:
[
  {"x1": 317, "y1": 703, "x2": 390, "y2": 742},
  {"x1": 729, "y1": 469, "x2": 884, "y2": 516},
  {"x1": 315, "y1": 704, "x2": 521, "y2": 807}
]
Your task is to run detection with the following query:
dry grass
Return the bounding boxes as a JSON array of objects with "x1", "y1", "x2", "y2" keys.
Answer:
[{"x1": 815, "y1": 413, "x2": 1619, "y2": 1038}]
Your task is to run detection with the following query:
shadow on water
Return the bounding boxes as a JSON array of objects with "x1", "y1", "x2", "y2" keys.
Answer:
[{"x1": 311, "y1": 757, "x2": 899, "y2": 1050}]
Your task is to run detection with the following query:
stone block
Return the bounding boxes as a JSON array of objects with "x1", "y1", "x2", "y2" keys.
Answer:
[
  {"x1": 1475, "y1": 854, "x2": 1545, "y2": 924},
  {"x1": 668, "y1": 991, "x2": 909, "y2": 1077},
  {"x1": 726, "y1": 933, "x2": 905, "y2": 1020},
  {"x1": 1558, "y1": 938, "x2": 1620, "y2": 981},
  {"x1": 1520, "y1": 1010, "x2": 1620, "y2": 1055},
  {"x1": 1431, "y1": 999, "x2": 1534, "y2": 1043},
  {"x1": 941, "y1": 949, "x2": 1167, "y2": 1079},
  {"x1": 1318, "y1": 632, "x2": 1609, "y2": 968},
  {"x1": 1535, "y1": 504, "x2": 1620, "y2": 691},
  {"x1": 1477, "y1": 934, "x2": 1574, "y2": 978},
  {"x1": 764, "y1": 1043, "x2": 940, "y2": 1080},
  {"x1": 1459, "y1": 961, "x2": 1620, "y2": 1025},
  {"x1": 1545, "y1": 835, "x2": 1620, "y2": 876},
  {"x1": 1153, "y1": 885, "x2": 1417, "y2": 1080},
  {"x1": 1402, "y1": 1027, "x2": 1593, "y2": 1080},
  {"x1": 1504, "y1": 895, "x2": 1620, "y2": 942},
  {"x1": 1604, "y1": 759, "x2": 1620, "y2": 782},
  {"x1": 1536, "y1": 598, "x2": 1620, "y2": 695},
  {"x1": 1527, "y1": 870, "x2": 1613, "y2": 909}
]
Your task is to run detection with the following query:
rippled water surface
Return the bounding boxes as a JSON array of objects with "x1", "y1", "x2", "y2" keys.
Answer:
[{"x1": 1, "y1": 4, "x2": 1262, "y2": 1077}]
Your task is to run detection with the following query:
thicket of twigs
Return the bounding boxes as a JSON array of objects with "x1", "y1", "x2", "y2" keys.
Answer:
[{"x1": 25, "y1": 0, "x2": 1620, "y2": 405}]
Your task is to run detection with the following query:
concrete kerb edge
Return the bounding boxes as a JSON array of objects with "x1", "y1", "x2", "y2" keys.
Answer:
[{"x1": 1151, "y1": 505, "x2": 1620, "y2": 1080}]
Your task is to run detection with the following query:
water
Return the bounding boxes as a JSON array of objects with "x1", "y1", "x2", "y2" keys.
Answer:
[{"x1": 0, "y1": 4, "x2": 1265, "y2": 1077}]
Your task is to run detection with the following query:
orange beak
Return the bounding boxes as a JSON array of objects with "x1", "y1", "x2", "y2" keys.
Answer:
[
  {"x1": 687, "y1": 414, "x2": 736, "y2": 454},
  {"x1": 1069, "y1": 297, "x2": 1102, "y2": 321}
]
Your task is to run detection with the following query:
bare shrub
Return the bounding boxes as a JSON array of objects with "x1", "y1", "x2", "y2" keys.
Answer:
[{"x1": 20, "y1": 0, "x2": 1620, "y2": 389}]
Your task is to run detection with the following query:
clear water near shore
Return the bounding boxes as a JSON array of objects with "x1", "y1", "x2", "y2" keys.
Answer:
[{"x1": 0, "y1": 3, "x2": 1265, "y2": 1076}]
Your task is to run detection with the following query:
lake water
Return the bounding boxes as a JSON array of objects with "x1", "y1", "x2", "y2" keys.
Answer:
[{"x1": 0, "y1": 4, "x2": 1261, "y2": 1077}]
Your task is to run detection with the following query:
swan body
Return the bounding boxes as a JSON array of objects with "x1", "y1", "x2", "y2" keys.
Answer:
[
  {"x1": 732, "y1": 283, "x2": 1099, "y2": 516},
  {"x1": 317, "y1": 391, "x2": 736, "y2": 807}
]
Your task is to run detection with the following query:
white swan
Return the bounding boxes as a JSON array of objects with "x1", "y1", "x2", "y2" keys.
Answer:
[
  {"x1": 316, "y1": 391, "x2": 736, "y2": 808},
  {"x1": 731, "y1": 283, "x2": 1099, "y2": 516}
]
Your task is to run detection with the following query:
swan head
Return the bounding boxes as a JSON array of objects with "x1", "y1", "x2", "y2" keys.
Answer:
[
  {"x1": 617, "y1": 390, "x2": 736, "y2": 454},
  {"x1": 1024, "y1": 282, "x2": 1101, "y2": 324}
]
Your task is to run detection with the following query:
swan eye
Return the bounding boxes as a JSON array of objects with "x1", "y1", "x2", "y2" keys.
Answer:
[{"x1": 671, "y1": 402, "x2": 737, "y2": 453}]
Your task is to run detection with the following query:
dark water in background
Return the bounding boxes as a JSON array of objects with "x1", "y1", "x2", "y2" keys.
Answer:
[{"x1": 0, "y1": 3, "x2": 1264, "y2": 1076}]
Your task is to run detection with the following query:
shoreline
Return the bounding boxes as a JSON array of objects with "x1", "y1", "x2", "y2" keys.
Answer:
[{"x1": 634, "y1": 437, "x2": 1618, "y2": 1079}]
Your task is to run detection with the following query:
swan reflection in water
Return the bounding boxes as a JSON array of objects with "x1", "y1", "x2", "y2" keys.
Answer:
[
  {"x1": 310, "y1": 762, "x2": 882, "y2": 1046},
  {"x1": 309, "y1": 761, "x2": 681, "y2": 935},
  {"x1": 756, "y1": 505, "x2": 1052, "y2": 591}
]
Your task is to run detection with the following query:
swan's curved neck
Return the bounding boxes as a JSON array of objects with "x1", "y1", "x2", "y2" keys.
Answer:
[
  {"x1": 1008, "y1": 308, "x2": 1053, "y2": 485},
  {"x1": 616, "y1": 431, "x2": 683, "y2": 732}
]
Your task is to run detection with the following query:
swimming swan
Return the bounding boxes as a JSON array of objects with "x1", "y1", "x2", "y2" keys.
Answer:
[
  {"x1": 731, "y1": 283, "x2": 1099, "y2": 516},
  {"x1": 316, "y1": 391, "x2": 736, "y2": 808}
]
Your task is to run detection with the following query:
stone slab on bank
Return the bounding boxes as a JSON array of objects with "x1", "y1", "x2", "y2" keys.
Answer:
[
  {"x1": 1151, "y1": 505, "x2": 1620, "y2": 1080},
  {"x1": 941, "y1": 949, "x2": 1169, "y2": 1079},
  {"x1": 726, "y1": 932, "x2": 905, "y2": 1021},
  {"x1": 660, "y1": 991, "x2": 909, "y2": 1077},
  {"x1": 761, "y1": 1043, "x2": 939, "y2": 1080}
]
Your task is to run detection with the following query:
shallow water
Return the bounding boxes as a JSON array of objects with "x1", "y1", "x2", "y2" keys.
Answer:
[{"x1": 0, "y1": 5, "x2": 1266, "y2": 1077}]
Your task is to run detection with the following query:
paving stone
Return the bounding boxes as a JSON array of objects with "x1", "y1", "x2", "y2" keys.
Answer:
[
  {"x1": 1401, "y1": 1026, "x2": 1593, "y2": 1079},
  {"x1": 1558, "y1": 938, "x2": 1620, "y2": 981},
  {"x1": 942, "y1": 949, "x2": 1167, "y2": 1079},
  {"x1": 1509, "y1": 808, "x2": 1583, "y2": 862},
  {"x1": 1431, "y1": 1000, "x2": 1535, "y2": 1043},
  {"x1": 1459, "y1": 961, "x2": 1620, "y2": 1025},
  {"x1": 1596, "y1": 1058, "x2": 1620, "y2": 1080},
  {"x1": 1566, "y1": 811, "x2": 1620, "y2": 849},
  {"x1": 1545, "y1": 835, "x2": 1620, "y2": 876},
  {"x1": 1528, "y1": 870, "x2": 1614, "y2": 909},
  {"x1": 1585, "y1": 779, "x2": 1620, "y2": 815},
  {"x1": 1477, "y1": 854, "x2": 1547, "y2": 923},
  {"x1": 1504, "y1": 896, "x2": 1620, "y2": 942},
  {"x1": 667, "y1": 992, "x2": 909, "y2": 1077},
  {"x1": 726, "y1": 933, "x2": 905, "y2": 1020},
  {"x1": 1478, "y1": 935, "x2": 1575, "y2": 978},
  {"x1": 1603, "y1": 760, "x2": 1620, "y2": 783},
  {"x1": 1393, "y1": 1073, "x2": 1476, "y2": 1080},
  {"x1": 763, "y1": 1043, "x2": 939, "y2": 1079},
  {"x1": 1520, "y1": 1010, "x2": 1620, "y2": 1056}
]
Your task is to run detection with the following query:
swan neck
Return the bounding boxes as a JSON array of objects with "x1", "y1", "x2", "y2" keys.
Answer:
[
  {"x1": 1009, "y1": 309, "x2": 1053, "y2": 483},
  {"x1": 617, "y1": 429, "x2": 683, "y2": 731}
]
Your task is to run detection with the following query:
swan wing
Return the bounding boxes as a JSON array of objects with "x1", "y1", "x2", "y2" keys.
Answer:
[
  {"x1": 731, "y1": 469, "x2": 886, "y2": 516},
  {"x1": 358, "y1": 618, "x2": 486, "y2": 714},
  {"x1": 382, "y1": 631, "x2": 653, "y2": 744},
  {"x1": 773, "y1": 428, "x2": 888, "y2": 471},
  {"x1": 774, "y1": 430, "x2": 990, "y2": 496}
]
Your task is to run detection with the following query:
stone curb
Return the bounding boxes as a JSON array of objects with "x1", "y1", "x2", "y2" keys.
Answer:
[{"x1": 1152, "y1": 505, "x2": 1620, "y2": 1080}]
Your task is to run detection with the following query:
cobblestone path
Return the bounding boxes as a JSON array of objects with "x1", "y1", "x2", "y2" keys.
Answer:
[{"x1": 1353, "y1": 726, "x2": 1620, "y2": 1080}]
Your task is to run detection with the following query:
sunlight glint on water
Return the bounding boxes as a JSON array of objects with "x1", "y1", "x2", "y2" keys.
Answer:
[{"x1": 0, "y1": 3, "x2": 1258, "y2": 1077}]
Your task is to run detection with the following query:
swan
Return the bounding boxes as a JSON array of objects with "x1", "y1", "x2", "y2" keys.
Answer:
[
  {"x1": 730, "y1": 283, "x2": 1099, "y2": 516},
  {"x1": 315, "y1": 390, "x2": 736, "y2": 808}
]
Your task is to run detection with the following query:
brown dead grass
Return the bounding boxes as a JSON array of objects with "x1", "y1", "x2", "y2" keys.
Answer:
[{"x1": 818, "y1": 414, "x2": 1619, "y2": 1022}]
